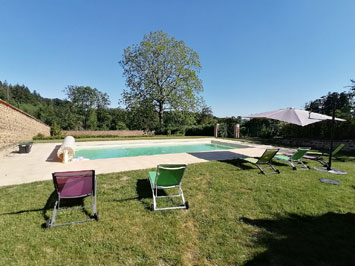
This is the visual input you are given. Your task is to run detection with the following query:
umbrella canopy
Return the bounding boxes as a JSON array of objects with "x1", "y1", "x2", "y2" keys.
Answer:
[{"x1": 245, "y1": 108, "x2": 345, "y2": 127}]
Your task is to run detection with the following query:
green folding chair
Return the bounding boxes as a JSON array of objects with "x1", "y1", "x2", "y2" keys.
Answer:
[
  {"x1": 148, "y1": 164, "x2": 189, "y2": 211},
  {"x1": 274, "y1": 147, "x2": 310, "y2": 170},
  {"x1": 242, "y1": 149, "x2": 280, "y2": 174}
]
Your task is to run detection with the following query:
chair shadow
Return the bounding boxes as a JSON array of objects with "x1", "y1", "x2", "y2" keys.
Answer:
[
  {"x1": 0, "y1": 190, "x2": 91, "y2": 228},
  {"x1": 114, "y1": 178, "x2": 168, "y2": 210},
  {"x1": 46, "y1": 145, "x2": 61, "y2": 162},
  {"x1": 41, "y1": 191, "x2": 92, "y2": 228},
  {"x1": 241, "y1": 212, "x2": 355, "y2": 265}
]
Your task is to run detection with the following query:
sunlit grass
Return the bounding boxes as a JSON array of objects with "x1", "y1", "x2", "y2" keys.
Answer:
[{"x1": 0, "y1": 156, "x2": 354, "y2": 265}]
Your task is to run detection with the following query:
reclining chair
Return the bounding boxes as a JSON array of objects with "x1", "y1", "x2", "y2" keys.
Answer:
[
  {"x1": 46, "y1": 170, "x2": 99, "y2": 228},
  {"x1": 148, "y1": 164, "x2": 189, "y2": 211},
  {"x1": 274, "y1": 147, "x2": 310, "y2": 170},
  {"x1": 304, "y1": 144, "x2": 345, "y2": 167},
  {"x1": 241, "y1": 149, "x2": 280, "y2": 174}
]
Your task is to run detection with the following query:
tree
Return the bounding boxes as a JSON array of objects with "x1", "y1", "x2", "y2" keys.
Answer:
[
  {"x1": 305, "y1": 91, "x2": 352, "y2": 118},
  {"x1": 196, "y1": 105, "x2": 217, "y2": 125},
  {"x1": 120, "y1": 31, "x2": 203, "y2": 128},
  {"x1": 64, "y1": 86, "x2": 110, "y2": 129}
]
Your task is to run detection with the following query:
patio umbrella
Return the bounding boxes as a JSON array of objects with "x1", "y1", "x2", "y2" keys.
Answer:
[
  {"x1": 245, "y1": 108, "x2": 345, "y2": 127},
  {"x1": 245, "y1": 107, "x2": 346, "y2": 173}
]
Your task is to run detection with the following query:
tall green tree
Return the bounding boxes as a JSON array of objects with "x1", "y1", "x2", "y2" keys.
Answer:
[
  {"x1": 64, "y1": 85, "x2": 110, "y2": 129},
  {"x1": 119, "y1": 31, "x2": 203, "y2": 128}
]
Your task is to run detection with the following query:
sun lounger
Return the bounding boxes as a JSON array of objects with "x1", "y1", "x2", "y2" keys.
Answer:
[
  {"x1": 46, "y1": 170, "x2": 99, "y2": 228},
  {"x1": 304, "y1": 144, "x2": 345, "y2": 167},
  {"x1": 241, "y1": 149, "x2": 280, "y2": 174},
  {"x1": 275, "y1": 147, "x2": 310, "y2": 170},
  {"x1": 148, "y1": 164, "x2": 189, "y2": 211}
]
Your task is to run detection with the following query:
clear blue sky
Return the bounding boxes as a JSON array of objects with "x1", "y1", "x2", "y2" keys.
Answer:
[{"x1": 1, "y1": 0, "x2": 354, "y2": 117}]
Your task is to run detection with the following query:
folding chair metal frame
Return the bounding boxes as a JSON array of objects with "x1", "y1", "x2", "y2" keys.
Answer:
[
  {"x1": 148, "y1": 164, "x2": 189, "y2": 211},
  {"x1": 242, "y1": 149, "x2": 280, "y2": 175},
  {"x1": 275, "y1": 147, "x2": 311, "y2": 170},
  {"x1": 46, "y1": 170, "x2": 99, "y2": 228}
]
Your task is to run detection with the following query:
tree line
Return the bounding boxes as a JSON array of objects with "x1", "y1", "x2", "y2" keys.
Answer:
[{"x1": 0, "y1": 81, "x2": 217, "y2": 134}]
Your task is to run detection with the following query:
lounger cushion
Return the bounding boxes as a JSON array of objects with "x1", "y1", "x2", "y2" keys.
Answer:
[
  {"x1": 274, "y1": 154, "x2": 290, "y2": 161},
  {"x1": 244, "y1": 158, "x2": 258, "y2": 164},
  {"x1": 303, "y1": 155, "x2": 319, "y2": 160}
]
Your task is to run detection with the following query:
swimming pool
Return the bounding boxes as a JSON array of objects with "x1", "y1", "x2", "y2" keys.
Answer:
[{"x1": 74, "y1": 141, "x2": 247, "y2": 160}]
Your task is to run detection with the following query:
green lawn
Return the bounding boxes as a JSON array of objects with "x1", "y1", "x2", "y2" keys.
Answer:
[{"x1": 0, "y1": 156, "x2": 354, "y2": 265}]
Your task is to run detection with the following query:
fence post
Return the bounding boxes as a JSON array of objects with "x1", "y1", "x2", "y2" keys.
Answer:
[
  {"x1": 214, "y1": 124, "x2": 219, "y2": 138},
  {"x1": 234, "y1": 124, "x2": 240, "y2": 138}
]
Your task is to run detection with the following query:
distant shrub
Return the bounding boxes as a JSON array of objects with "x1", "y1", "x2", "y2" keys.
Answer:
[
  {"x1": 116, "y1": 122, "x2": 128, "y2": 130},
  {"x1": 185, "y1": 125, "x2": 214, "y2": 136},
  {"x1": 32, "y1": 133, "x2": 46, "y2": 140},
  {"x1": 218, "y1": 123, "x2": 228, "y2": 138},
  {"x1": 50, "y1": 122, "x2": 62, "y2": 136}
]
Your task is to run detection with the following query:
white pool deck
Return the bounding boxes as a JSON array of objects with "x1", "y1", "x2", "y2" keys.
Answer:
[{"x1": 0, "y1": 138, "x2": 290, "y2": 187}]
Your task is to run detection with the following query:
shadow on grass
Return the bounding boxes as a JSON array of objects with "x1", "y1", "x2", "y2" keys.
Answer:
[
  {"x1": 220, "y1": 159, "x2": 255, "y2": 170},
  {"x1": 220, "y1": 158, "x2": 285, "y2": 174},
  {"x1": 0, "y1": 190, "x2": 92, "y2": 228},
  {"x1": 241, "y1": 212, "x2": 355, "y2": 266},
  {"x1": 188, "y1": 151, "x2": 244, "y2": 161},
  {"x1": 113, "y1": 179, "x2": 167, "y2": 210},
  {"x1": 0, "y1": 191, "x2": 57, "y2": 219}
]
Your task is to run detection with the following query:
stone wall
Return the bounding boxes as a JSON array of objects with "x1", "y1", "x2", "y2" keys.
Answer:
[
  {"x1": 62, "y1": 130, "x2": 151, "y2": 137},
  {"x1": 0, "y1": 99, "x2": 50, "y2": 149}
]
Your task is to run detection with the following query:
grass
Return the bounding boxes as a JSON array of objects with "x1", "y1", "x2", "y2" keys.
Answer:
[{"x1": 0, "y1": 156, "x2": 354, "y2": 265}]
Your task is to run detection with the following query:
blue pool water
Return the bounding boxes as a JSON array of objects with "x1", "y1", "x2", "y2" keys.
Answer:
[{"x1": 74, "y1": 142, "x2": 246, "y2": 160}]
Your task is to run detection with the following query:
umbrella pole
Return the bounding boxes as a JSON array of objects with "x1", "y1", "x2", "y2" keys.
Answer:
[{"x1": 327, "y1": 102, "x2": 336, "y2": 170}]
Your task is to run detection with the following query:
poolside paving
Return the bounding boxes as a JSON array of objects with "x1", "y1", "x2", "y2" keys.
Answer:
[{"x1": 0, "y1": 138, "x2": 288, "y2": 187}]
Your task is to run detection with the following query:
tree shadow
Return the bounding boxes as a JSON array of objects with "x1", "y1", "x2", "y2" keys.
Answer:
[
  {"x1": 220, "y1": 159, "x2": 255, "y2": 170},
  {"x1": 46, "y1": 145, "x2": 61, "y2": 162},
  {"x1": 241, "y1": 212, "x2": 355, "y2": 266},
  {"x1": 188, "y1": 151, "x2": 244, "y2": 161}
]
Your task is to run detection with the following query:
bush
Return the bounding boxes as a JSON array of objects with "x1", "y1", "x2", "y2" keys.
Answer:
[
  {"x1": 116, "y1": 122, "x2": 128, "y2": 130},
  {"x1": 32, "y1": 133, "x2": 46, "y2": 140},
  {"x1": 218, "y1": 123, "x2": 228, "y2": 138},
  {"x1": 50, "y1": 122, "x2": 62, "y2": 136},
  {"x1": 185, "y1": 125, "x2": 214, "y2": 136}
]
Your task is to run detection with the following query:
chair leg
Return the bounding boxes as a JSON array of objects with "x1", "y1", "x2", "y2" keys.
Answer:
[
  {"x1": 93, "y1": 179, "x2": 97, "y2": 215},
  {"x1": 255, "y1": 164, "x2": 265, "y2": 174},
  {"x1": 179, "y1": 186, "x2": 186, "y2": 205},
  {"x1": 48, "y1": 200, "x2": 58, "y2": 227},
  {"x1": 318, "y1": 159, "x2": 328, "y2": 167},
  {"x1": 152, "y1": 187, "x2": 157, "y2": 211},
  {"x1": 268, "y1": 163, "x2": 280, "y2": 174},
  {"x1": 298, "y1": 160, "x2": 310, "y2": 170}
]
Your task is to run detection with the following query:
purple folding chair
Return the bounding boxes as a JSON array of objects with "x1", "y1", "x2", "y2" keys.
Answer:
[{"x1": 46, "y1": 170, "x2": 98, "y2": 228}]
